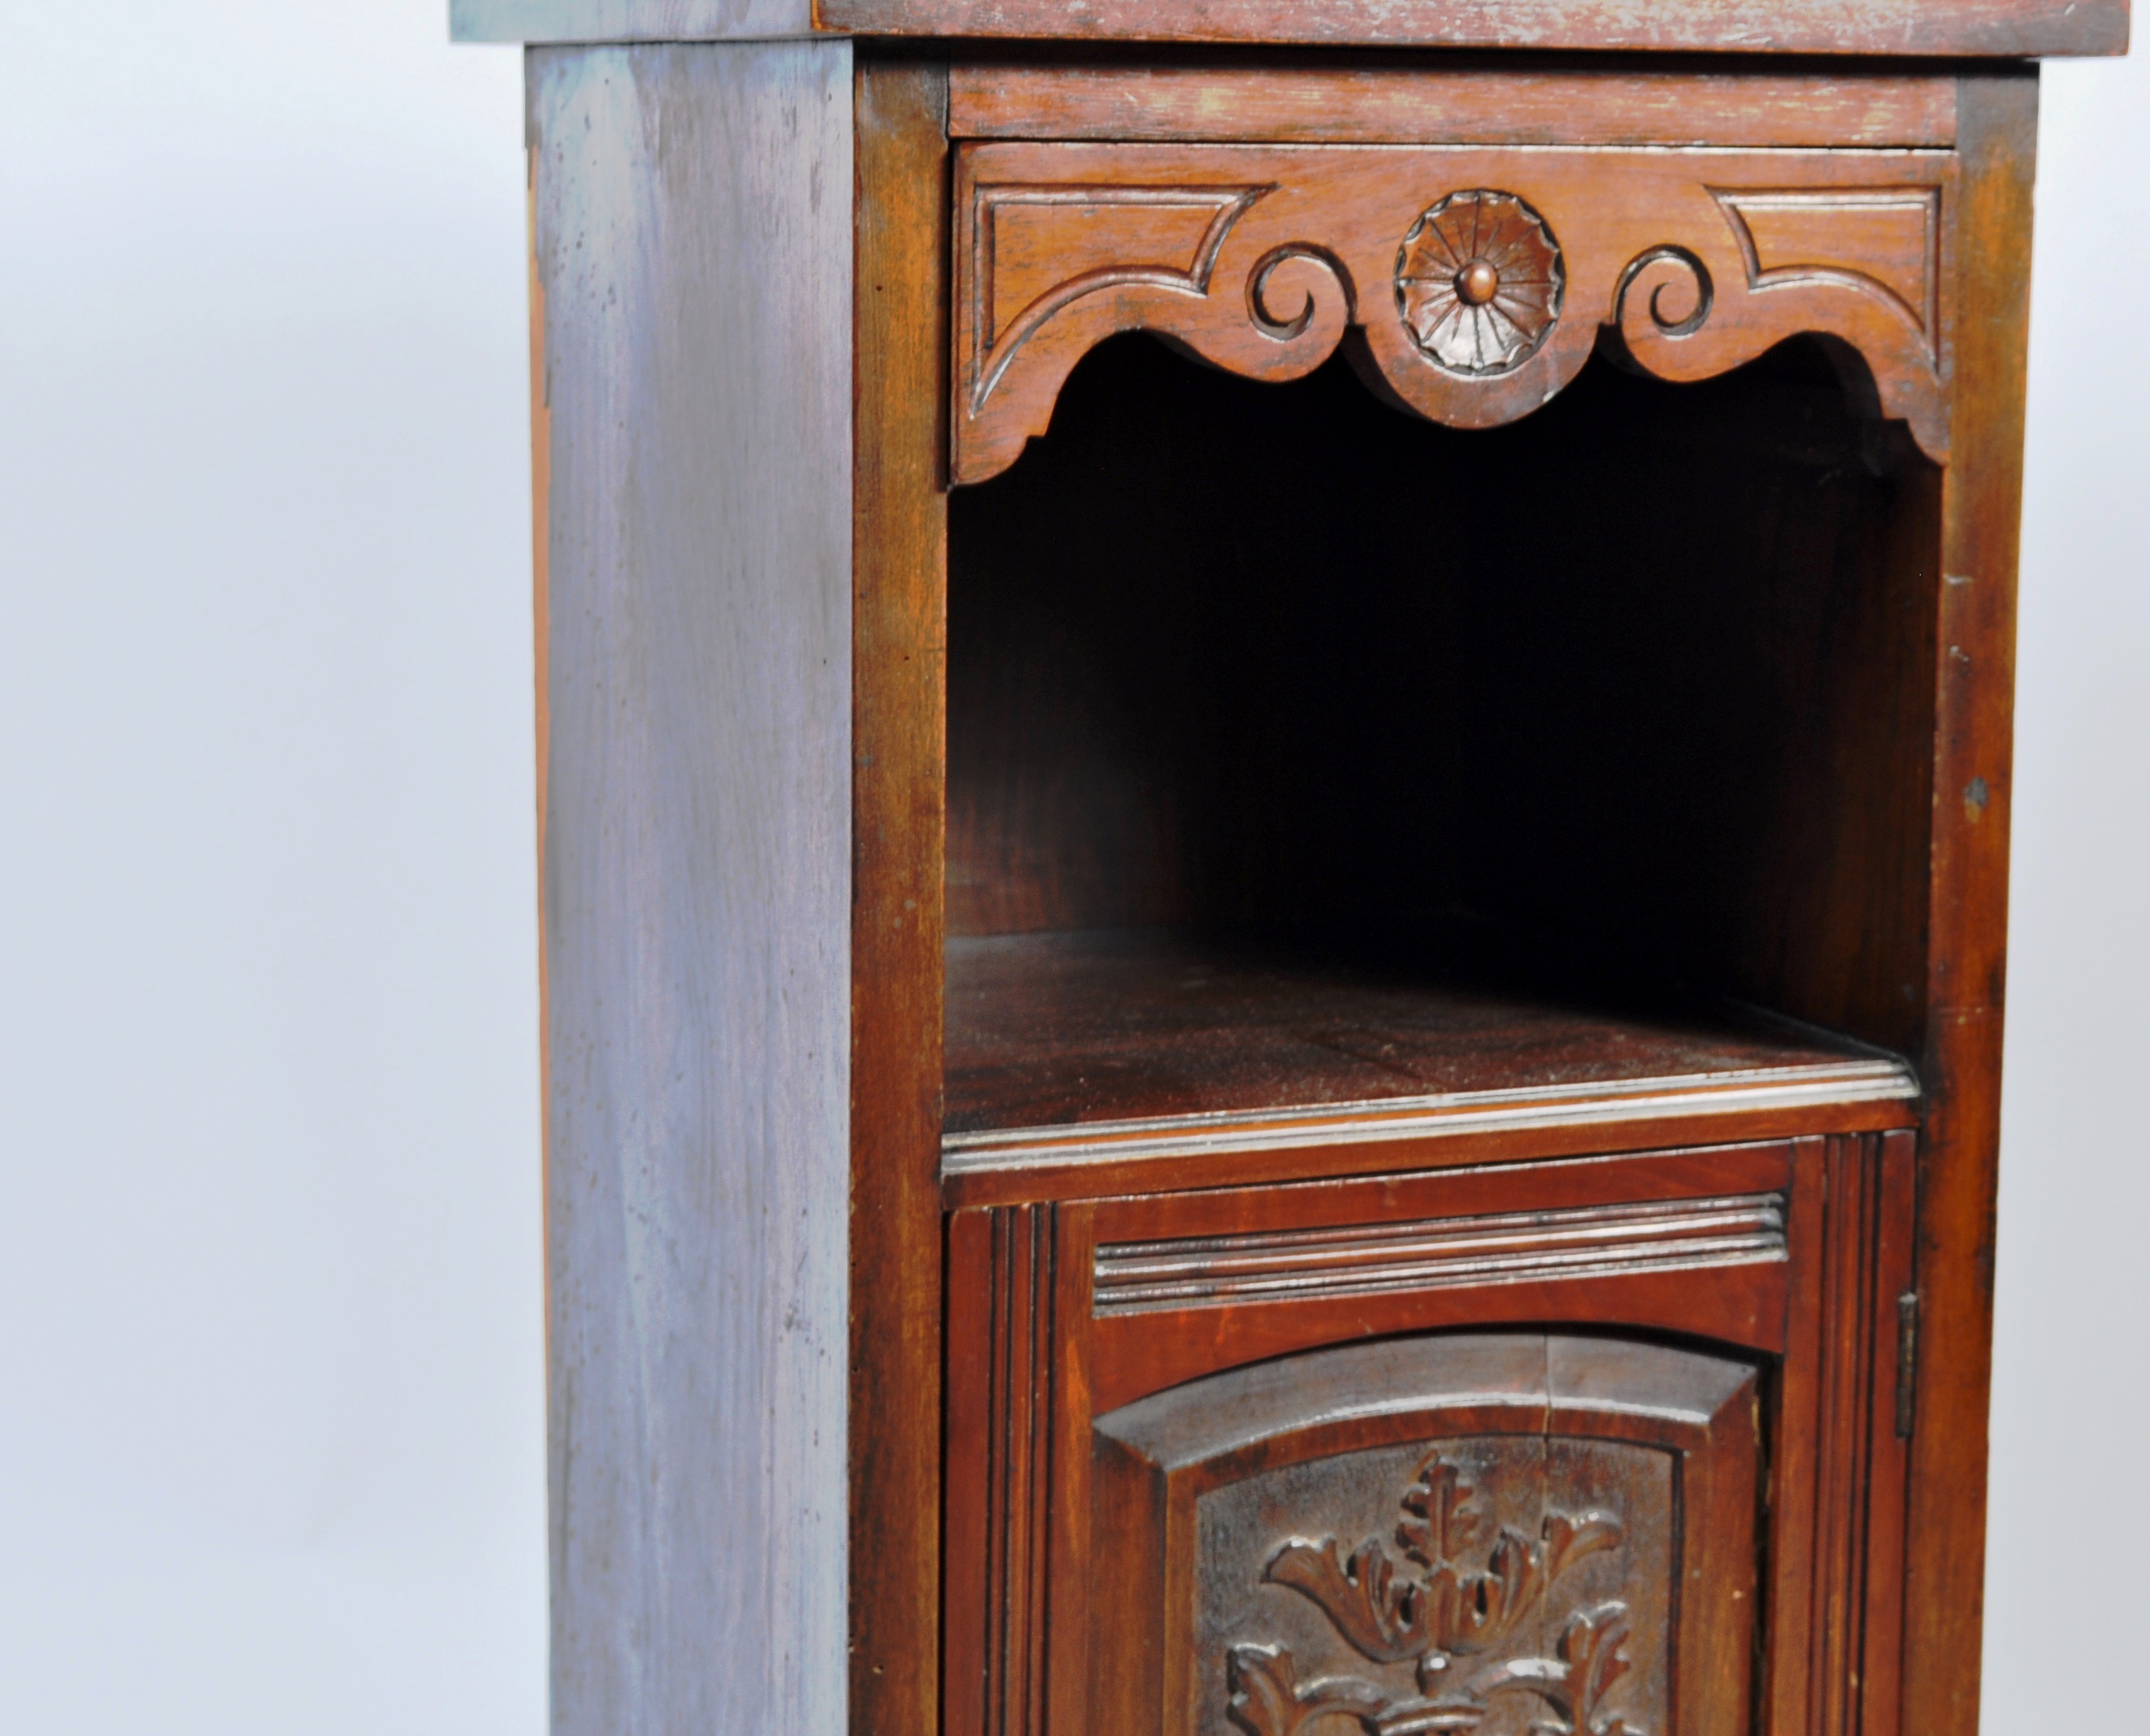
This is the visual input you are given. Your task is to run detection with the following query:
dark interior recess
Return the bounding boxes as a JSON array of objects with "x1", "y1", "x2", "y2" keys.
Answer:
[{"x1": 945, "y1": 332, "x2": 1941, "y2": 1130}]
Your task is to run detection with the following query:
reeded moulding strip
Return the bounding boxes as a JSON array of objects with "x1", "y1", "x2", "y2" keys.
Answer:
[{"x1": 1092, "y1": 1188, "x2": 1791, "y2": 1313}]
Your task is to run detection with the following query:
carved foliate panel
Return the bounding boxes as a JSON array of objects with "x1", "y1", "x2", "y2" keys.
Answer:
[
  {"x1": 952, "y1": 142, "x2": 1955, "y2": 483},
  {"x1": 1088, "y1": 1334, "x2": 1757, "y2": 1736},
  {"x1": 1199, "y1": 1436, "x2": 1668, "y2": 1736}
]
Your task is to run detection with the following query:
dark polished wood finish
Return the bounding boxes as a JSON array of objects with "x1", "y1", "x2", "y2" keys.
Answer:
[
  {"x1": 926, "y1": 59, "x2": 2044, "y2": 1736},
  {"x1": 947, "y1": 60, "x2": 1961, "y2": 148},
  {"x1": 1091, "y1": 1335, "x2": 1759, "y2": 1736},
  {"x1": 459, "y1": 0, "x2": 2128, "y2": 54},
  {"x1": 948, "y1": 1132, "x2": 1916, "y2": 1736},
  {"x1": 484, "y1": 7, "x2": 2102, "y2": 1731},
  {"x1": 853, "y1": 56, "x2": 949, "y2": 1736},
  {"x1": 951, "y1": 137, "x2": 1955, "y2": 481},
  {"x1": 1904, "y1": 77, "x2": 2039, "y2": 1736},
  {"x1": 821, "y1": 0, "x2": 2126, "y2": 58},
  {"x1": 947, "y1": 927, "x2": 1910, "y2": 1136}
]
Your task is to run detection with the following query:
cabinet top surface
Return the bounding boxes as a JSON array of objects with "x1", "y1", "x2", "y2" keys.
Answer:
[{"x1": 452, "y1": 0, "x2": 2125, "y2": 54}]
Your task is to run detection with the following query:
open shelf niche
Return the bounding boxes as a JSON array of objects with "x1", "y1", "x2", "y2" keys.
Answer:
[{"x1": 944, "y1": 332, "x2": 1938, "y2": 1152}]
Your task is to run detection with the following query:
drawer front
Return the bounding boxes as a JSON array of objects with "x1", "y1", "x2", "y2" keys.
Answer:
[{"x1": 953, "y1": 139, "x2": 1957, "y2": 483}]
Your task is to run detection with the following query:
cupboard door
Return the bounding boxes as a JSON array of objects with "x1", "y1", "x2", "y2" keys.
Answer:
[
  {"x1": 1089, "y1": 1334, "x2": 1758, "y2": 1736},
  {"x1": 943, "y1": 1134, "x2": 1915, "y2": 1736}
]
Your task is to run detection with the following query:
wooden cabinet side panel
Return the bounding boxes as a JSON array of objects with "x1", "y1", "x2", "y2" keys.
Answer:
[
  {"x1": 529, "y1": 39, "x2": 855, "y2": 1736},
  {"x1": 1904, "y1": 71, "x2": 2038, "y2": 1736},
  {"x1": 854, "y1": 54, "x2": 950, "y2": 1736}
]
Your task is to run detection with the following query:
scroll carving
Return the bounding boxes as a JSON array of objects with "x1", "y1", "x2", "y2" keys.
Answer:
[
  {"x1": 1220, "y1": 1451, "x2": 1645, "y2": 1736},
  {"x1": 1612, "y1": 246, "x2": 1714, "y2": 341},
  {"x1": 1712, "y1": 187, "x2": 1941, "y2": 353},
  {"x1": 952, "y1": 141, "x2": 1955, "y2": 484},
  {"x1": 967, "y1": 183, "x2": 1272, "y2": 412}
]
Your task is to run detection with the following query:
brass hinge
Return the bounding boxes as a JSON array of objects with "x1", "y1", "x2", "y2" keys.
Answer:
[{"x1": 1895, "y1": 1291, "x2": 1919, "y2": 1439}]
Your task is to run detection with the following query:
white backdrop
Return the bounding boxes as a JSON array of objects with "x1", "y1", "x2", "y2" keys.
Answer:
[{"x1": 0, "y1": 7, "x2": 2139, "y2": 1731}]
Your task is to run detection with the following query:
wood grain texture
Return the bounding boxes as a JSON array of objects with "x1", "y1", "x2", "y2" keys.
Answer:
[
  {"x1": 1861, "y1": 1130, "x2": 1919, "y2": 1736},
  {"x1": 819, "y1": 0, "x2": 2125, "y2": 54},
  {"x1": 454, "y1": 0, "x2": 2129, "y2": 50},
  {"x1": 943, "y1": 1205, "x2": 1055, "y2": 1736},
  {"x1": 945, "y1": 1139, "x2": 1905, "y2": 1736},
  {"x1": 952, "y1": 139, "x2": 1955, "y2": 482},
  {"x1": 944, "y1": 928, "x2": 1912, "y2": 1139},
  {"x1": 944, "y1": 1213, "x2": 997, "y2": 1736},
  {"x1": 528, "y1": 41, "x2": 853, "y2": 1736},
  {"x1": 1810, "y1": 1135, "x2": 1887, "y2": 1736},
  {"x1": 1766, "y1": 1131, "x2": 1828, "y2": 1736},
  {"x1": 1901, "y1": 71, "x2": 2038, "y2": 1736},
  {"x1": 454, "y1": 0, "x2": 814, "y2": 41},
  {"x1": 849, "y1": 54, "x2": 946, "y2": 1736},
  {"x1": 526, "y1": 145, "x2": 554, "y2": 1162},
  {"x1": 1047, "y1": 1203, "x2": 1101, "y2": 1736},
  {"x1": 947, "y1": 61, "x2": 1959, "y2": 148},
  {"x1": 940, "y1": 924, "x2": 1914, "y2": 1203}
]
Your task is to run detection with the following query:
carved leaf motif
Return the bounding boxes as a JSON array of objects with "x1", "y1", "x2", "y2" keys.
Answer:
[
  {"x1": 1399, "y1": 1454, "x2": 1479, "y2": 1566},
  {"x1": 1236, "y1": 1454, "x2": 1644, "y2": 1736},
  {"x1": 1477, "y1": 1530, "x2": 1544, "y2": 1649},
  {"x1": 1553, "y1": 1604, "x2": 1639, "y2": 1736},
  {"x1": 1418, "y1": 1526, "x2": 1540, "y2": 1654},
  {"x1": 1432, "y1": 1603, "x2": 1635, "y2": 1736},
  {"x1": 1544, "y1": 1514, "x2": 1623, "y2": 1586},
  {"x1": 1267, "y1": 1539, "x2": 1427, "y2": 1663},
  {"x1": 1482, "y1": 1608, "x2": 1633, "y2": 1736},
  {"x1": 1226, "y1": 1645, "x2": 1388, "y2": 1736},
  {"x1": 1274, "y1": 1456, "x2": 1627, "y2": 1664}
]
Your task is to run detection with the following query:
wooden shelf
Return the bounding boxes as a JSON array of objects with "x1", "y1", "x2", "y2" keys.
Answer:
[{"x1": 943, "y1": 927, "x2": 1918, "y2": 1195}]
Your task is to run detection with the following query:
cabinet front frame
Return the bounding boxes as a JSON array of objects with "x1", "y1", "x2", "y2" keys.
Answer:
[{"x1": 850, "y1": 50, "x2": 2036, "y2": 1736}]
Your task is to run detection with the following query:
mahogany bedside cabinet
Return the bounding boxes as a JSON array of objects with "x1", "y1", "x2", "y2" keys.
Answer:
[{"x1": 451, "y1": 0, "x2": 2126, "y2": 1732}]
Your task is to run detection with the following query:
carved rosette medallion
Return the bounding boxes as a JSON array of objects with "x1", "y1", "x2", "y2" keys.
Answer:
[
  {"x1": 1207, "y1": 1443, "x2": 1658, "y2": 1736},
  {"x1": 1394, "y1": 191, "x2": 1566, "y2": 377}
]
